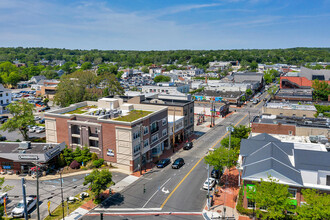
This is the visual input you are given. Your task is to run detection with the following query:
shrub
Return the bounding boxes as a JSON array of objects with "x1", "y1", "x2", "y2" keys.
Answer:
[
  {"x1": 86, "y1": 161, "x2": 95, "y2": 169},
  {"x1": 93, "y1": 159, "x2": 104, "y2": 168},
  {"x1": 91, "y1": 153, "x2": 98, "y2": 161},
  {"x1": 70, "y1": 160, "x2": 81, "y2": 169}
]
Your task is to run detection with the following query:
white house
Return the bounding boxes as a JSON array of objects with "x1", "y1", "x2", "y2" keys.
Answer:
[{"x1": 0, "y1": 84, "x2": 12, "y2": 114}]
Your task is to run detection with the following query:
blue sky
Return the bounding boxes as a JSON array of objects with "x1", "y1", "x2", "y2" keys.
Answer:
[{"x1": 0, "y1": 0, "x2": 329, "y2": 50}]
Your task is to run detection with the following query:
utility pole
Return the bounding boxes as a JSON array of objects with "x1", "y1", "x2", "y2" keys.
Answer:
[
  {"x1": 36, "y1": 164, "x2": 40, "y2": 220},
  {"x1": 248, "y1": 111, "x2": 251, "y2": 128},
  {"x1": 172, "y1": 107, "x2": 175, "y2": 153},
  {"x1": 60, "y1": 171, "x2": 65, "y2": 220},
  {"x1": 22, "y1": 178, "x2": 28, "y2": 220},
  {"x1": 207, "y1": 163, "x2": 210, "y2": 211}
]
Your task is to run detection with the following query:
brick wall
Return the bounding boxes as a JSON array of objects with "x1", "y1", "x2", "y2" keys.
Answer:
[
  {"x1": 251, "y1": 123, "x2": 296, "y2": 136},
  {"x1": 55, "y1": 117, "x2": 70, "y2": 145},
  {"x1": 101, "y1": 122, "x2": 119, "y2": 163}
]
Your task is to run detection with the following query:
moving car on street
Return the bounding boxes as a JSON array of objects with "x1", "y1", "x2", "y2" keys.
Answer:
[
  {"x1": 203, "y1": 178, "x2": 216, "y2": 190},
  {"x1": 12, "y1": 196, "x2": 37, "y2": 218},
  {"x1": 183, "y1": 142, "x2": 193, "y2": 150},
  {"x1": 171, "y1": 158, "x2": 185, "y2": 169},
  {"x1": 157, "y1": 158, "x2": 171, "y2": 168}
]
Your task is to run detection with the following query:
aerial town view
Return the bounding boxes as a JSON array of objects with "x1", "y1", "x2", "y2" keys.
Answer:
[{"x1": 0, "y1": 0, "x2": 329, "y2": 220}]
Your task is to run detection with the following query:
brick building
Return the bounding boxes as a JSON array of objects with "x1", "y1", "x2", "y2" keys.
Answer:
[
  {"x1": 45, "y1": 98, "x2": 169, "y2": 172},
  {"x1": 238, "y1": 133, "x2": 330, "y2": 210},
  {"x1": 262, "y1": 102, "x2": 317, "y2": 118}
]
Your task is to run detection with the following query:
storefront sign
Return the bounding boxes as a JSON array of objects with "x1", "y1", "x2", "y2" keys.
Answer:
[
  {"x1": 18, "y1": 155, "x2": 39, "y2": 160},
  {"x1": 2, "y1": 166, "x2": 11, "y2": 170}
]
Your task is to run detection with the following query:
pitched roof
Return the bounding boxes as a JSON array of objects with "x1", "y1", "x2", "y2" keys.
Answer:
[
  {"x1": 300, "y1": 67, "x2": 330, "y2": 81},
  {"x1": 249, "y1": 133, "x2": 281, "y2": 142}
]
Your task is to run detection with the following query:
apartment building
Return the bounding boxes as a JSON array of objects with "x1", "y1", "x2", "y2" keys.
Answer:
[
  {"x1": 239, "y1": 133, "x2": 330, "y2": 210},
  {"x1": 45, "y1": 98, "x2": 168, "y2": 172},
  {"x1": 142, "y1": 82, "x2": 190, "y2": 94},
  {"x1": 0, "y1": 84, "x2": 11, "y2": 114}
]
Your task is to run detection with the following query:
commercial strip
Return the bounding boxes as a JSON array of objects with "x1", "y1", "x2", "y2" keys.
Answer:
[
  {"x1": 0, "y1": 141, "x2": 65, "y2": 174},
  {"x1": 262, "y1": 102, "x2": 317, "y2": 118}
]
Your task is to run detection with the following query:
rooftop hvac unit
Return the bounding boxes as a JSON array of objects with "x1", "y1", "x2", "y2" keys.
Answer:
[{"x1": 18, "y1": 141, "x2": 31, "y2": 149}]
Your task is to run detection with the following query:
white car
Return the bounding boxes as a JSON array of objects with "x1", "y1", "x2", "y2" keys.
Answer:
[
  {"x1": 12, "y1": 196, "x2": 37, "y2": 218},
  {"x1": 34, "y1": 116, "x2": 41, "y2": 121},
  {"x1": 203, "y1": 178, "x2": 216, "y2": 190},
  {"x1": 29, "y1": 126, "x2": 38, "y2": 133},
  {"x1": 0, "y1": 193, "x2": 8, "y2": 205},
  {"x1": 35, "y1": 127, "x2": 45, "y2": 133}
]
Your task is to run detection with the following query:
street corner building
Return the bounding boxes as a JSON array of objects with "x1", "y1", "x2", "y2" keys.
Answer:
[
  {"x1": 44, "y1": 97, "x2": 170, "y2": 173},
  {"x1": 0, "y1": 141, "x2": 65, "y2": 174},
  {"x1": 238, "y1": 133, "x2": 330, "y2": 210}
]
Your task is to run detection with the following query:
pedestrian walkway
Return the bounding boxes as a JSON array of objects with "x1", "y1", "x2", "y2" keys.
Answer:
[
  {"x1": 202, "y1": 167, "x2": 252, "y2": 220},
  {"x1": 61, "y1": 174, "x2": 139, "y2": 220}
]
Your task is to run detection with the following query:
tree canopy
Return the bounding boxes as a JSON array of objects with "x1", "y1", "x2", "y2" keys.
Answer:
[
  {"x1": 263, "y1": 69, "x2": 279, "y2": 84},
  {"x1": 0, "y1": 99, "x2": 35, "y2": 141},
  {"x1": 312, "y1": 79, "x2": 330, "y2": 101},
  {"x1": 154, "y1": 75, "x2": 171, "y2": 83},
  {"x1": 83, "y1": 169, "x2": 114, "y2": 198},
  {"x1": 204, "y1": 147, "x2": 237, "y2": 171},
  {"x1": 247, "y1": 176, "x2": 293, "y2": 219}
]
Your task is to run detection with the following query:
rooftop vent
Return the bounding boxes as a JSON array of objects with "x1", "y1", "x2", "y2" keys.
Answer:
[{"x1": 18, "y1": 141, "x2": 31, "y2": 150}]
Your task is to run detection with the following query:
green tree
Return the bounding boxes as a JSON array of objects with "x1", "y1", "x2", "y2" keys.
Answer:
[
  {"x1": 267, "y1": 85, "x2": 279, "y2": 99},
  {"x1": 154, "y1": 75, "x2": 171, "y2": 83},
  {"x1": 101, "y1": 73, "x2": 124, "y2": 96},
  {"x1": 81, "y1": 62, "x2": 92, "y2": 70},
  {"x1": 248, "y1": 176, "x2": 293, "y2": 219},
  {"x1": 0, "y1": 99, "x2": 35, "y2": 141},
  {"x1": 81, "y1": 147, "x2": 92, "y2": 164},
  {"x1": 296, "y1": 189, "x2": 330, "y2": 219},
  {"x1": 43, "y1": 98, "x2": 49, "y2": 106},
  {"x1": 220, "y1": 137, "x2": 241, "y2": 151},
  {"x1": 240, "y1": 96, "x2": 246, "y2": 102},
  {"x1": 246, "y1": 89, "x2": 252, "y2": 96},
  {"x1": 91, "y1": 153, "x2": 98, "y2": 161},
  {"x1": 312, "y1": 79, "x2": 330, "y2": 101},
  {"x1": 141, "y1": 66, "x2": 149, "y2": 73},
  {"x1": 232, "y1": 125, "x2": 251, "y2": 139},
  {"x1": 58, "y1": 153, "x2": 66, "y2": 167},
  {"x1": 83, "y1": 169, "x2": 114, "y2": 198},
  {"x1": 249, "y1": 61, "x2": 258, "y2": 71},
  {"x1": 204, "y1": 147, "x2": 237, "y2": 171},
  {"x1": 63, "y1": 148, "x2": 74, "y2": 166}
]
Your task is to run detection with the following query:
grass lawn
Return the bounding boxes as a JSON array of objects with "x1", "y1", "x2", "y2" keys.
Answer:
[
  {"x1": 44, "y1": 190, "x2": 93, "y2": 220},
  {"x1": 114, "y1": 110, "x2": 153, "y2": 122},
  {"x1": 65, "y1": 105, "x2": 97, "y2": 115}
]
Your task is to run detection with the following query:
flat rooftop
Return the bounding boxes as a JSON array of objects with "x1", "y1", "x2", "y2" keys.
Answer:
[
  {"x1": 265, "y1": 102, "x2": 316, "y2": 111},
  {"x1": 0, "y1": 142, "x2": 60, "y2": 154}
]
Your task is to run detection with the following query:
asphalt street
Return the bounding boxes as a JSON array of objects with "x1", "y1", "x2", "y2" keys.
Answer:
[
  {"x1": 4, "y1": 171, "x2": 128, "y2": 219},
  {"x1": 84, "y1": 91, "x2": 269, "y2": 220}
]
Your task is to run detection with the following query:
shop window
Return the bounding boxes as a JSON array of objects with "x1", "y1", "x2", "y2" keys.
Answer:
[
  {"x1": 247, "y1": 199, "x2": 255, "y2": 209},
  {"x1": 288, "y1": 189, "x2": 296, "y2": 198},
  {"x1": 326, "y1": 175, "x2": 330, "y2": 186}
]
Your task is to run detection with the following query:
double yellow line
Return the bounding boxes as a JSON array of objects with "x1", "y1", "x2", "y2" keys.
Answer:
[{"x1": 160, "y1": 113, "x2": 249, "y2": 209}]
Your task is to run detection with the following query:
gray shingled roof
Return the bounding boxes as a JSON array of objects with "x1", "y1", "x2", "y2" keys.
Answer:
[
  {"x1": 300, "y1": 67, "x2": 330, "y2": 81},
  {"x1": 242, "y1": 158, "x2": 303, "y2": 186},
  {"x1": 249, "y1": 133, "x2": 281, "y2": 142},
  {"x1": 294, "y1": 149, "x2": 330, "y2": 171}
]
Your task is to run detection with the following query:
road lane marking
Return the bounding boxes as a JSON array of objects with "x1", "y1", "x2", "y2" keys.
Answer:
[
  {"x1": 254, "y1": 94, "x2": 269, "y2": 108},
  {"x1": 88, "y1": 211, "x2": 202, "y2": 216},
  {"x1": 142, "y1": 178, "x2": 171, "y2": 208},
  {"x1": 94, "y1": 208, "x2": 162, "y2": 211},
  {"x1": 160, "y1": 113, "x2": 248, "y2": 209}
]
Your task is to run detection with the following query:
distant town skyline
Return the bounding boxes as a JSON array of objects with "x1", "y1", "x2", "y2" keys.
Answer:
[{"x1": 0, "y1": 0, "x2": 330, "y2": 50}]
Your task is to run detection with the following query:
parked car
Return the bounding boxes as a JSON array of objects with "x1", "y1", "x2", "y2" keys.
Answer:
[
  {"x1": 0, "y1": 136, "x2": 7, "y2": 141},
  {"x1": 0, "y1": 116, "x2": 8, "y2": 124},
  {"x1": 29, "y1": 126, "x2": 38, "y2": 133},
  {"x1": 157, "y1": 158, "x2": 171, "y2": 168},
  {"x1": 211, "y1": 169, "x2": 222, "y2": 179},
  {"x1": 171, "y1": 158, "x2": 185, "y2": 169},
  {"x1": 0, "y1": 193, "x2": 8, "y2": 205},
  {"x1": 203, "y1": 178, "x2": 216, "y2": 190},
  {"x1": 34, "y1": 116, "x2": 41, "y2": 121},
  {"x1": 12, "y1": 196, "x2": 37, "y2": 218},
  {"x1": 39, "y1": 106, "x2": 50, "y2": 112},
  {"x1": 183, "y1": 142, "x2": 193, "y2": 150},
  {"x1": 35, "y1": 127, "x2": 45, "y2": 133},
  {"x1": 39, "y1": 118, "x2": 45, "y2": 124}
]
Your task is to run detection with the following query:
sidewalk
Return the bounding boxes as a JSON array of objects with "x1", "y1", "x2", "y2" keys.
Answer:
[
  {"x1": 60, "y1": 174, "x2": 139, "y2": 220},
  {"x1": 1, "y1": 167, "x2": 131, "y2": 181},
  {"x1": 202, "y1": 167, "x2": 252, "y2": 220}
]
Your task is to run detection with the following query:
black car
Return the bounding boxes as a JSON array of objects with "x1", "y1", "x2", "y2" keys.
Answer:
[
  {"x1": 211, "y1": 169, "x2": 222, "y2": 179},
  {"x1": 0, "y1": 136, "x2": 6, "y2": 141},
  {"x1": 183, "y1": 142, "x2": 193, "y2": 150},
  {"x1": 157, "y1": 159, "x2": 171, "y2": 168},
  {"x1": 172, "y1": 158, "x2": 185, "y2": 169},
  {"x1": 39, "y1": 118, "x2": 45, "y2": 124},
  {"x1": 39, "y1": 106, "x2": 50, "y2": 112},
  {"x1": 0, "y1": 118, "x2": 7, "y2": 124}
]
